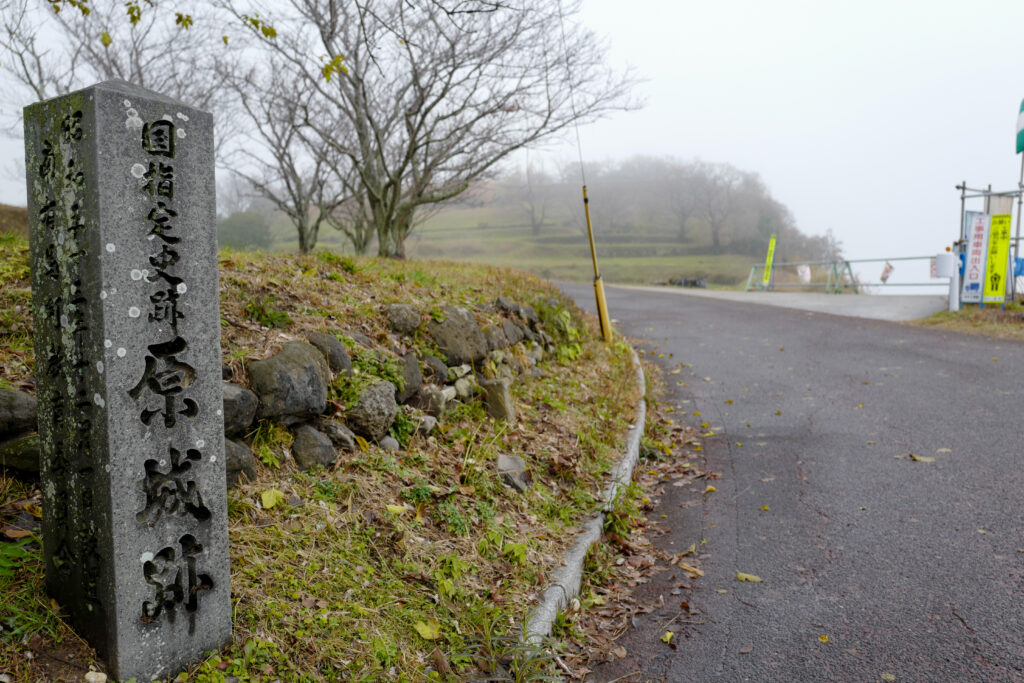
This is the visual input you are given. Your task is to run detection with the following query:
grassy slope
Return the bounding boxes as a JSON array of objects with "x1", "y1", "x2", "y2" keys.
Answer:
[
  {"x1": 0, "y1": 234, "x2": 643, "y2": 681},
  {"x1": 405, "y1": 205, "x2": 754, "y2": 287},
  {"x1": 0, "y1": 200, "x2": 758, "y2": 287},
  {"x1": 908, "y1": 302, "x2": 1024, "y2": 340}
]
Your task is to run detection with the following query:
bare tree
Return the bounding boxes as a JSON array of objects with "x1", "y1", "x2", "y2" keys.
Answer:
[
  {"x1": 695, "y1": 162, "x2": 744, "y2": 253},
  {"x1": 665, "y1": 162, "x2": 699, "y2": 242},
  {"x1": 325, "y1": 191, "x2": 375, "y2": 253},
  {"x1": 222, "y1": 0, "x2": 638, "y2": 257},
  {"x1": 226, "y1": 65, "x2": 348, "y2": 253},
  {"x1": 507, "y1": 163, "x2": 554, "y2": 236},
  {"x1": 0, "y1": 0, "x2": 238, "y2": 144}
]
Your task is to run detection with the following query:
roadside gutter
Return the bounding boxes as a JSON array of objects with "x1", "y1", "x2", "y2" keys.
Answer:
[{"x1": 523, "y1": 349, "x2": 646, "y2": 644}]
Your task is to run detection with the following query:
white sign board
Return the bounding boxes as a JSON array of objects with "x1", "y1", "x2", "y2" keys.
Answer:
[{"x1": 961, "y1": 211, "x2": 988, "y2": 303}]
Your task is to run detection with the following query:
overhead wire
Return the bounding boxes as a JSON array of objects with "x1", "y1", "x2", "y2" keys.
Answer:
[{"x1": 554, "y1": 0, "x2": 612, "y2": 341}]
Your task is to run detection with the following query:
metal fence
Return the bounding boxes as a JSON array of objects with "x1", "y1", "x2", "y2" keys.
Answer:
[{"x1": 745, "y1": 256, "x2": 949, "y2": 293}]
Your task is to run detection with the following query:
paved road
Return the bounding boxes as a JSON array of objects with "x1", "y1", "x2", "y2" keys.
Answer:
[
  {"x1": 560, "y1": 283, "x2": 1024, "y2": 683},
  {"x1": 608, "y1": 285, "x2": 949, "y2": 322}
]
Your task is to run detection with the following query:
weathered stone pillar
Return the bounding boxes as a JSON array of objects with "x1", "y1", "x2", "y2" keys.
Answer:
[{"x1": 24, "y1": 80, "x2": 230, "y2": 681}]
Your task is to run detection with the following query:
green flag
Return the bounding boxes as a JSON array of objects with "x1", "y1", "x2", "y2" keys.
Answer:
[
  {"x1": 1017, "y1": 99, "x2": 1024, "y2": 153},
  {"x1": 762, "y1": 233, "x2": 777, "y2": 287}
]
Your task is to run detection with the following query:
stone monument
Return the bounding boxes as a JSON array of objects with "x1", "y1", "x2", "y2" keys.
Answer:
[{"x1": 24, "y1": 80, "x2": 231, "y2": 680}]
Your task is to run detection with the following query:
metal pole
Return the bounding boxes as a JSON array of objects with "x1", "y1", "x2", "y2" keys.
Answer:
[
  {"x1": 1014, "y1": 156, "x2": 1023, "y2": 301},
  {"x1": 958, "y1": 181, "x2": 966, "y2": 310},
  {"x1": 582, "y1": 185, "x2": 612, "y2": 342},
  {"x1": 958, "y1": 181, "x2": 966, "y2": 245}
]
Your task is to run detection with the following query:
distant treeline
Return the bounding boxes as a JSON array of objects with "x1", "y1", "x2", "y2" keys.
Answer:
[{"x1": 478, "y1": 156, "x2": 842, "y2": 263}]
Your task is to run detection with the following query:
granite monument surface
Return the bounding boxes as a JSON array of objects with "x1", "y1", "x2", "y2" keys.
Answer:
[{"x1": 24, "y1": 79, "x2": 231, "y2": 681}]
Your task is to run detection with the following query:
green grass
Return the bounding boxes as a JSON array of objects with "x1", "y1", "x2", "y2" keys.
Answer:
[
  {"x1": 0, "y1": 236, "x2": 644, "y2": 681},
  {"x1": 909, "y1": 301, "x2": 1024, "y2": 340},
  {"x1": 407, "y1": 207, "x2": 755, "y2": 286},
  {"x1": 214, "y1": 198, "x2": 762, "y2": 288}
]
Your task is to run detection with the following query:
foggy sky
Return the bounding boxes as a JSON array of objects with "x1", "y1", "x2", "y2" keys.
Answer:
[
  {"x1": 547, "y1": 0, "x2": 1024, "y2": 266},
  {"x1": 3, "y1": 0, "x2": 1024, "y2": 278}
]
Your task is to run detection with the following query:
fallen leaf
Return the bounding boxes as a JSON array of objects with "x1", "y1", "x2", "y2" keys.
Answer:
[
  {"x1": 715, "y1": 589, "x2": 728, "y2": 594},
  {"x1": 22, "y1": 503, "x2": 42, "y2": 519},
  {"x1": 936, "y1": 448, "x2": 952, "y2": 453},
  {"x1": 704, "y1": 485, "x2": 716, "y2": 493},
  {"x1": 386, "y1": 504, "x2": 407, "y2": 515},
  {"x1": 299, "y1": 595, "x2": 328, "y2": 609},
  {"x1": 908, "y1": 454, "x2": 935, "y2": 463},
  {"x1": 430, "y1": 647, "x2": 453, "y2": 677},
  {"x1": 738, "y1": 644, "x2": 753, "y2": 654},
  {"x1": 881, "y1": 674, "x2": 896, "y2": 682},
  {"x1": 677, "y1": 561, "x2": 705, "y2": 577},
  {"x1": 671, "y1": 368, "x2": 681, "y2": 374},
  {"x1": 2, "y1": 527, "x2": 32, "y2": 539},
  {"x1": 761, "y1": 504, "x2": 770, "y2": 511},
  {"x1": 611, "y1": 645, "x2": 627, "y2": 659},
  {"x1": 354, "y1": 434, "x2": 370, "y2": 452},
  {"x1": 260, "y1": 489, "x2": 286, "y2": 509},
  {"x1": 818, "y1": 634, "x2": 829, "y2": 643},
  {"x1": 414, "y1": 619, "x2": 442, "y2": 640},
  {"x1": 736, "y1": 571, "x2": 762, "y2": 583},
  {"x1": 660, "y1": 631, "x2": 674, "y2": 644},
  {"x1": 724, "y1": 399, "x2": 733, "y2": 404}
]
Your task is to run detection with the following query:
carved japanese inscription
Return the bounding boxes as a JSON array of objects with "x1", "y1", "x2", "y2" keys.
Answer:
[{"x1": 25, "y1": 80, "x2": 230, "y2": 682}]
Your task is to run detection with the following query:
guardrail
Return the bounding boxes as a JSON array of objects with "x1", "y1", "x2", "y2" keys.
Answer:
[{"x1": 745, "y1": 256, "x2": 949, "y2": 293}]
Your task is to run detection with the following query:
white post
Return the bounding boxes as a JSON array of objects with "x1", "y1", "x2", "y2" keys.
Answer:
[
  {"x1": 949, "y1": 267, "x2": 960, "y2": 312},
  {"x1": 936, "y1": 252, "x2": 959, "y2": 312}
]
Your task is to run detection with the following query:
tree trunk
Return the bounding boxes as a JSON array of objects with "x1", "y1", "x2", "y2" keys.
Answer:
[
  {"x1": 386, "y1": 209, "x2": 413, "y2": 259},
  {"x1": 296, "y1": 209, "x2": 315, "y2": 254}
]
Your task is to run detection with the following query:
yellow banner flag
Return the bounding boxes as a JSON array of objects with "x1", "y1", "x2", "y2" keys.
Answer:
[
  {"x1": 983, "y1": 214, "x2": 1012, "y2": 304},
  {"x1": 762, "y1": 234, "x2": 777, "y2": 287}
]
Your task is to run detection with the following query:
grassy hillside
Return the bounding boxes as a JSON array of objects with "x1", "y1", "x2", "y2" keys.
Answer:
[
  {"x1": 0, "y1": 232, "x2": 653, "y2": 681},
  {"x1": 0, "y1": 197, "x2": 762, "y2": 287},
  {"x1": 406, "y1": 205, "x2": 756, "y2": 287}
]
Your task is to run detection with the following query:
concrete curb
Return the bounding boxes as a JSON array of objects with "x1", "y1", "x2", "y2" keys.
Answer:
[{"x1": 522, "y1": 349, "x2": 646, "y2": 644}]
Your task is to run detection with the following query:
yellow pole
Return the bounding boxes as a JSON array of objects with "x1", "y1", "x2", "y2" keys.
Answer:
[{"x1": 582, "y1": 185, "x2": 612, "y2": 341}]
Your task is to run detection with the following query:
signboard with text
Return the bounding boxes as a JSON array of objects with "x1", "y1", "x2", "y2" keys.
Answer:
[
  {"x1": 961, "y1": 211, "x2": 988, "y2": 303},
  {"x1": 983, "y1": 213, "x2": 1012, "y2": 304}
]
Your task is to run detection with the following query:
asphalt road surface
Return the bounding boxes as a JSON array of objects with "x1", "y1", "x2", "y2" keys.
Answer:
[{"x1": 560, "y1": 283, "x2": 1024, "y2": 683}]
